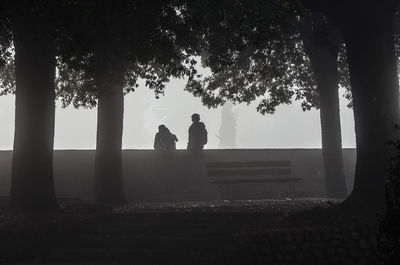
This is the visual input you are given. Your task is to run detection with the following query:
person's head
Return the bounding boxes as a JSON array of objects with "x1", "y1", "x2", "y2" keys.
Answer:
[
  {"x1": 158, "y1": 124, "x2": 167, "y2": 132},
  {"x1": 191, "y1": 113, "x2": 200, "y2": 123}
]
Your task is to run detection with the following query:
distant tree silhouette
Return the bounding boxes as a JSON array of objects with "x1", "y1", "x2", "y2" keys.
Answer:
[
  {"x1": 183, "y1": 0, "x2": 349, "y2": 198},
  {"x1": 218, "y1": 102, "x2": 237, "y2": 149},
  {"x1": 56, "y1": 0, "x2": 198, "y2": 205}
]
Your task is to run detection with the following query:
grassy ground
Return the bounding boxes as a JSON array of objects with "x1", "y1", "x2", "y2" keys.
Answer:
[{"x1": 0, "y1": 198, "x2": 379, "y2": 265}]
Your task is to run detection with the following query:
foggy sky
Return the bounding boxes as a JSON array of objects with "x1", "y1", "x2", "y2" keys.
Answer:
[{"x1": 0, "y1": 78, "x2": 356, "y2": 150}]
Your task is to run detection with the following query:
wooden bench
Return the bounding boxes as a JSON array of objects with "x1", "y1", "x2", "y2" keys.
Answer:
[{"x1": 206, "y1": 160, "x2": 302, "y2": 199}]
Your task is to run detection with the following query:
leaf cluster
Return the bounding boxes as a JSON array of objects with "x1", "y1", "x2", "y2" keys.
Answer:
[
  {"x1": 184, "y1": 0, "x2": 350, "y2": 114},
  {"x1": 56, "y1": 0, "x2": 199, "y2": 108}
]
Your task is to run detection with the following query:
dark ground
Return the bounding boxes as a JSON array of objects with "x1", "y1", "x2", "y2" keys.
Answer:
[{"x1": 0, "y1": 198, "x2": 379, "y2": 265}]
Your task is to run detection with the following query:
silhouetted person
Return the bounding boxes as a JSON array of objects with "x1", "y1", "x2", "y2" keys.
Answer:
[
  {"x1": 187, "y1": 113, "x2": 207, "y2": 151},
  {"x1": 154, "y1": 125, "x2": 178, "y2": 152}
]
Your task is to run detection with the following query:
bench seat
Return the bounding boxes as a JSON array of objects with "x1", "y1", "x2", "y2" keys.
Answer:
[{"x1": 206, "y1": 160, "x2": 301, "y2": 199}]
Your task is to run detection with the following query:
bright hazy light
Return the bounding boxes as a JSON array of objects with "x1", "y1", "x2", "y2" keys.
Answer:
[{"x1": 0, "y1": 79, "x2": 355, "y2": 150}]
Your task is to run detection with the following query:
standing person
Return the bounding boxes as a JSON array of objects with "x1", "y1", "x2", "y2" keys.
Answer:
[
  {"x1": 154, "y1": 125, "x2": 178, "y2": 152},
  {"x1": 187, "y1": 113, "x2": 208, "y2": 151},
  {"x1": 186, "y1": 113, "x2": 207, "y2": 199}
]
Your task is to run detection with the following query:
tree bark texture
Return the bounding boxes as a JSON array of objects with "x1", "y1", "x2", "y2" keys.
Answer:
[
  {"x1": 94, "y1": 81, "x2": 126, "y2": 205},
  {"x1": 309, "y1": 47, "x2": 349, "y2": 198},
  {"x1": 302, "y1": 13, "x2": 348, "y2": 198},
  {"x1": 338, "y1": 3, "x2": 400, "y2": 209},
  {"x1": 10, "y1": 2, "x2": 58, "y2": 212}
]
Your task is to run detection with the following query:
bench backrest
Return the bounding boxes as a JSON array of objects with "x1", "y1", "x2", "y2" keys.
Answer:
[
  {"x1": 206, "y1": 160, "x2": 291, "y2": 177},
  {"x1": 206, "y1": 160, "x2": 290, "y2": 169}
]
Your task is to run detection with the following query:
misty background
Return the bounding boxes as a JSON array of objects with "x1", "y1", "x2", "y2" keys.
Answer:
[{"x1": 0, "y1": 77, "x2": 355, "y2": 150}]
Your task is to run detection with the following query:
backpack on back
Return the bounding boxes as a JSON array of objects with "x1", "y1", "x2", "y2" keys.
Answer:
[{"x1": 200, "y1": 123, "x2": 208, "y2": 145}]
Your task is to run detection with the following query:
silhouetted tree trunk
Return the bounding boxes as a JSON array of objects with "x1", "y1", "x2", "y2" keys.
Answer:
[
  {"x1": 338, "y1": 3, "x2": 400, "y2": 209},
  {"x1": 303, "y1": 0, "x2": 400, "y2": 211},
  {"x1": 94, "y1": 80, "x2": 126, "y2": 205},
  {"x1": 10, "y1": 3, "x2": 58, "y2": 212},
  {"x1": 302, "y1": 14, "x2": 348, "y2": 198},
  {"x1": 309, "y1": 46, "x2": 349, "y2": 198}
]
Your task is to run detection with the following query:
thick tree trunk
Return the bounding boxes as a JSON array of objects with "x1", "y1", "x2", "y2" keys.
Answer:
[
  {"x1": 302, "y1": 13, "x2": 348, "y2": 198},
  {"x1": 94, "y1": 83, "x2": 126, "y2": 205},
  {"x1": 10, "y1": 4, "x2": 58, "y2": 212},
  {"x1": 339, "y1": 5, "x2": 400, "y2": 209},
  {"x1": 308, "y1": 46, "x2": 349, "y2": 198}
]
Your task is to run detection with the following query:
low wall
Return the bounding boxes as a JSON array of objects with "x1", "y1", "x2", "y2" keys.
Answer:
[{"x1": 0, "y1": 149, "x2": 356, "y2": 202}]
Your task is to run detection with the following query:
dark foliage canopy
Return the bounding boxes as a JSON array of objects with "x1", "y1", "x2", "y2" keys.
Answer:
[
  {"x1": 56, "y1": 0, "x2": 199, "y2": 108},
  {"x1": 183, "y1": 0, "x2": 350, "y2": 114},
  {"x1": 0, "y1": 0, "x2": 201, "y2": 108}
]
